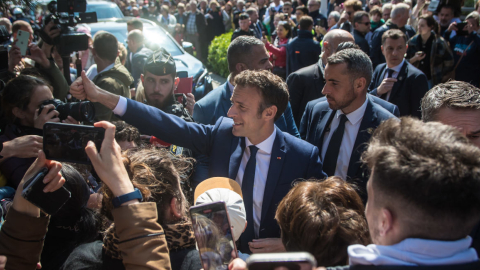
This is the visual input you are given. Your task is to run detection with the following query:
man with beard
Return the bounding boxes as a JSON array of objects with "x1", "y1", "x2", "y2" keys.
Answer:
[
  {"x1": 138, "y1": 49, "x2": 194, "y2": 156},
  {"x1": 301, "y1": 48, "x2": 396, "y2": 202}
]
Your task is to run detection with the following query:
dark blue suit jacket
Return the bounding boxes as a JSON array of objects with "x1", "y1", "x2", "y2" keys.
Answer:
[
  {"x1": 299, "y1": 96, "x2": 397, "y2": 201},
  {"x1": 369, "y1": 61, "x2": 429, "y2": 119},
  {"x1": 193, "y1": 82, "x2": 300, "y2": 185},
  {"x1": 286, "y1": 30, "x2": 321, "y2": 76},
  {"x1": 120, "y1": 98, "x2": 326, "y2": 242}
]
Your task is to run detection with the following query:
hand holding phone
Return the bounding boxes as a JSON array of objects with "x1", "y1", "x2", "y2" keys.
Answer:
[{"x1": 12, "y1": 150, "x2": 66, "y2": 217}]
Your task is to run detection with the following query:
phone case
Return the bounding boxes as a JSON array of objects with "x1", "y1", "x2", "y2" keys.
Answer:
[
  {"x1": 16, "y1": 30, "x2": 29, "y2": 56},
  {"x1": 22, "y1": 168, "x2": 71, "y2": 215}
]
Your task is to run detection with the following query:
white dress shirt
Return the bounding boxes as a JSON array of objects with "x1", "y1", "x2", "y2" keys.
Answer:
[
  {"x1": 321, "y1": 98, "x2": 368, "y2": 180},
  {"x1": 383, "y1": 59, "x2": 404, "y2": 101},
  {"x1": 235, "y1": 129, "x2": 276, "y2": 238}
]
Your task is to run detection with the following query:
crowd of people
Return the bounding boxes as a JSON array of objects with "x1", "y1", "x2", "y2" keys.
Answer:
[{"x1": 0, "y1": 0, "x2": 480, "y2": 270}]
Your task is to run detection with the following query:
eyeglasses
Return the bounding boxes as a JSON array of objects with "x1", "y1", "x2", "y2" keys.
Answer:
[{"x1": 360, "y1": 21, "x2": 371, "y2": 25}]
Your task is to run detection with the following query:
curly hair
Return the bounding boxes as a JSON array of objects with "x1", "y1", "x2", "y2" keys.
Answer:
[
  {"x1": 112, "y1": 121, "x2": 141, "y2": 145},
  {"x1": 100, "y1": 146, "x2": 194, "y2": 225},
  {"x1": 275, "y1": 177, "x2": 371, "y2": 266}
]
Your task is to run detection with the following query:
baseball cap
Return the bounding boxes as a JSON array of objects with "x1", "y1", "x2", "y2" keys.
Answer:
[{"x1": 194, "y1": 177, "x2": 246, "y2": 242}]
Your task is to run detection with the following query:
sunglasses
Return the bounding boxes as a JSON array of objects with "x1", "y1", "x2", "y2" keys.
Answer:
[{"x1": 360, "y1": 21, "x2": 371, "y2": 25}]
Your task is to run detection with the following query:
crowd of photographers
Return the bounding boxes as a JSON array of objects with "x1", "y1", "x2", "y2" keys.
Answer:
[{"x1": 0, "y1": 0, "x2": 479, "y2": 270}]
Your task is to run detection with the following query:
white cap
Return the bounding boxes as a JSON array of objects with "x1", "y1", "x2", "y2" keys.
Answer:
[{"x1": 194, "y1": 178, "x2": 246, "y2": 242}]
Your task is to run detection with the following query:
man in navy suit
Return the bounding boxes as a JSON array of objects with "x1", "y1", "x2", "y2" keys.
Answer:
[
  {"x1": 369, "y1": 29, "x2": 429, "y2": 119},
  {"x1": 300, "y1": 48, "x2": 396, "y2": 201},
  {"x1": 70, "y1": 69, "x2": 326, "y2": 254},
  {"x1": 193, "y1": 36, "x2": 299, "y2": 185}
]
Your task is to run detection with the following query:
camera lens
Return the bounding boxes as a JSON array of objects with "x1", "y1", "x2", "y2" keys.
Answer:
[{"x1": 54, "y1": 100, "x2": 96, "y2": 122}]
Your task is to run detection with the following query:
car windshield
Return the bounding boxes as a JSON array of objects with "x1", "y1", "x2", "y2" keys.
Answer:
[
  {"x1": 86, "y1": 4, "x2": 124, "y2": 19},
  {"x1": 143, "y1": 27, "x2": 183, "y2": 56}
]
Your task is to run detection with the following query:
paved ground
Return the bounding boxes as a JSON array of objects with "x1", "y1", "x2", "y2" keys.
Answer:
[{"x1": 209, "y1": 72, "x2": 226, "y2": 89}]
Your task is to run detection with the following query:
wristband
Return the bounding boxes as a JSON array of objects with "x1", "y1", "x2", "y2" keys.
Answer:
[{"x1": 112, "y1": 188, "x2": 143, "y2": 208}]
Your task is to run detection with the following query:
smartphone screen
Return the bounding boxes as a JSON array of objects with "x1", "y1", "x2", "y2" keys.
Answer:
[
  {"x1": 456, "y1": 22, "x2": 468, "y2": 36},
  {"x1": 43, "y1": 123, "x2": 105, "y2": 164},
  {"x1": 190, "y1": 201, "x2": 237, "y2": 270}
]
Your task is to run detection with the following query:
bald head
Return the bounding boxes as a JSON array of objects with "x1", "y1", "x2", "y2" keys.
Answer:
[{"x1": 321, "y1": 29, "x2": 355, "y2": 63}]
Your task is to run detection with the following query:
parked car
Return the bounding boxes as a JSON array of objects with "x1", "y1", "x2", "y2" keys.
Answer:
[
  {"x1": 85, "y1": 1, "x2": 124, "y2": 20},
  {"x1": 86, "y1": 17, "x2": 213, "y2": 101}
]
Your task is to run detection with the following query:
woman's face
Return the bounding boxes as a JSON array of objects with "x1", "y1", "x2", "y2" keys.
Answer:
[
  {"x1": 19, "y1": 85, "x2": 54, "y2": 127},
  {"x1": 327, "y1": 15, "x2": 337, "y2": 28},
  {"x1": 276, "y1": 24, "x2": 288, "y2": 38},
  {"x1": 210, "y1": 3, "x2": 217, "y2": 10},
  {"x1": 372, "y1": 13, "x2": 381, "y2": 23},
  {"x1": 417, "y1": 18, "x2": 432, "y2": 36},
  {"x1": 273, "y1": 16, "x2": 281, "y2": 27}
]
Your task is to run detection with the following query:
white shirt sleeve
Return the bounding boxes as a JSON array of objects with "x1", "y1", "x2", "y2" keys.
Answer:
[{"x1": 112, "y1": 96, "x2": 128, "y2": 117}]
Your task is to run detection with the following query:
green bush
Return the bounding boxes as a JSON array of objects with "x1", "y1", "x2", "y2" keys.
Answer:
[{"x1": 208, "y1": 31, "x2": 233, "y2": 78}]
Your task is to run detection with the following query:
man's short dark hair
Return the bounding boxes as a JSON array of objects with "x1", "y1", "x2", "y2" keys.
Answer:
[
  {"x1": 239, "y1": 13, "x2": 250, "y2": 20},
  {"x1": 336, "y1": 41, "x2": 360, "y2": 52},
  {"x1": 299, "y1": 16, "x2": 314, "y2": 30},
  {"x1": 381, "y1": 29, "x2": 407, "y2": 45},
  {"x1": 234, "y1": 70, "x2": 289, "y2": 121},
  {"x1": 127, "y1": 18, "x2": 144, "y2": 30},
  {"x1": 353, "y1": 11, "x2": 369, "y2": 26},
  {"x1": 327, "y1": 48, "x2": 372, "y2": 89},
  {"x1": 369, "y1": 6, "x2": 382, "y2": 17},
  {"x1": 227, "y1": 36, "x2": 264, "y2": 73},
  {"x1": 296, "y1": 6, "x2": 309, "y2": 15},
  {"x1": 421, "y1": 81, "x2": 480, "y2": 122},
  {"x1": 93, "y1": 31, "x2": 118, "y2": 62},
  {"x1": 363, "y1": 117, "x2": 480, "y2": 239}
]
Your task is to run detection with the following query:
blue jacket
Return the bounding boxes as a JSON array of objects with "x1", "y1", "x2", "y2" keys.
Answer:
[
  {"x1": 193, "y1": 82, "x2": 300, "y2": 185},
  {"x1": 120, "y1": 98, "x2": 327, "y2": 244},
  {"x1": 300, "y1": 96, "x2": 397, "y2": 202},
  {"x1": 286, "y1": 30, "x2": 322, "y2": 76}
]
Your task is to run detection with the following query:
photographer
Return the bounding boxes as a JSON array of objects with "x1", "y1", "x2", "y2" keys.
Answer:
[
  {"x1": 0, "y1": 75, "x2": 77, "y2": 189},
  {"x1": 0, "y1": 151, "x2": 67, "y2": 270}
]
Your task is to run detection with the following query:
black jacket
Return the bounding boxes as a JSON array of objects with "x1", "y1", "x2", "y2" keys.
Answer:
[
  {"x1": 286, "y1": 29, "x2": 322, "y2": 76},
  {"x1": 231, "y1": 28, "x2": 255, "y2": 41},
  {"x1": 369, "y1": 61, "x2": 429, "y2": 118},
  {"x1": 370, "y1": 20, "x2": 416, "y2": 68},
  {"x1": 186, "y1": 10, "x2": 207, "y2": 37},
  {"x1": 309, "y1": 9, "x2": 327, "y2": 27},
  {"x1": 286, "y1": 59, "x2": 326, "y2": 127},
  {"x1": 174, "y1": 12, "x2": 187, "y2": 25},
  {"x1": 354, "y1": 29, "x2": 370, "y2": 55}
]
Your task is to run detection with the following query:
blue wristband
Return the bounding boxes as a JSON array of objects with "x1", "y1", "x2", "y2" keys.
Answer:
[{"x1": 112, "y1": 188, "x2": 143, "y2": 208}]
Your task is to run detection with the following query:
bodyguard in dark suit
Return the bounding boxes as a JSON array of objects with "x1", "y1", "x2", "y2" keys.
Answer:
[
  {"x1": 286, "y1": 16, "x2": 321, "y2": 76},
  {"x1": 127, "y1": 30, "x2": 153, "y2": 88},
  {"x1": 352, "y1": 11, "x2": 371, "y2": 55},
  {"x1": 70, "y1": 69, "x2": 326, "y2": 255},
  {"x1": 287, "y1": 29, "x2": 355, "y2": 126},
  {"x1": 369, "y1": 30, "x2": 429, "y2": 118},
  {"x1": 370, "y1": 4, "x2": 416, "y2": 68},
  {"x1": 194, "y1": 36, "x2": 299, "y2": 187},
  {"x1": 301, "y1": 48, "x2": 396, "y2": 201}
]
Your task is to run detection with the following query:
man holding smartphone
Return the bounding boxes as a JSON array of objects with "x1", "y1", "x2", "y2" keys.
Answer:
[{"x1": 71, "y1": 68, "x2": 327, "y2": 255}]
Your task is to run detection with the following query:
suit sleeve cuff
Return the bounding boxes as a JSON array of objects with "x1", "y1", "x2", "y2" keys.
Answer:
[{"x1": 113, "y1": 96, "x2": 128, "y2": 117}]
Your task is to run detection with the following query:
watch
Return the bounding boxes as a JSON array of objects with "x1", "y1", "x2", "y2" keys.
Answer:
[{"x1": 112, "y1": 188, "x2": 143, "y2": 208}]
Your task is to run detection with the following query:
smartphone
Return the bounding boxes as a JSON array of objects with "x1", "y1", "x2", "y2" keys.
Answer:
[
  {"x1": 43, "y1": 123, "x2": 105, "y2": 164},
  {"x1": 247, "y1": 252, "x2": 317, "y2": 270},
  {"x1": 190, "y1": 201, "x2": 237, "y2": 270},
  {"x1": 316, "y1": 18, "x2": 325, "y2": 28},
  {"x1": 16, "y1": 29, "x2": 29, "y2": 56},
  {"x1": 416, "y1": 51, "x2": 424, "y2": 55},
  {"x1": 456, "y1": 22, "x2": 468, "y2": 36},
  {"x1": 427, "y1": 0, "x2": 440, "y2": 12},
  {"x1": 22, "y1": 167, "x2": 71, "y2": 215}
]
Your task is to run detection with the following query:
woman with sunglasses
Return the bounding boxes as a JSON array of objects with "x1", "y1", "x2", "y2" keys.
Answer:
[{"x1": 262, "y1": 20, "x2": 292, "y2": 80}]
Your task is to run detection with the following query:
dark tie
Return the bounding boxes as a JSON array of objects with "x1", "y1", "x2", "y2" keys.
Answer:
[
  {"x1": 380, "y1": 68, "x2": 395, "y2": 100},
  {"x1": 239, "y1": 144, "x2": 259, "y2": 253},
  {"x1": 323, "y1": 114, "x2": 348, "y2": 176}
]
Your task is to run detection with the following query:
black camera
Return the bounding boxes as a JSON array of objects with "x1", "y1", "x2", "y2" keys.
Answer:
[{"x1": 39, "y1": 99, "x2": 96, "y2": 122}]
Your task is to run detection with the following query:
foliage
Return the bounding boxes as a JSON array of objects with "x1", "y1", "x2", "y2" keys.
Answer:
[{"x1": 207, "y1": 31, "x2": 233, "y2": 78}]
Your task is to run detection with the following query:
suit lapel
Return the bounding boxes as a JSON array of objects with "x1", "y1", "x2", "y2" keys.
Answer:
[
  {"x1": 389, "y1": 62, "x2": 408, "y2": 101},
  {"x1": 314, "y1": 61, "x2": 325, "y2": 94},
  {"x1": 314, "y1": 109, "x2": 335, "y2": 154},
  {"x1": 261, "y1": 129, "x2": 286, "y2": 223},
  {"x1": 220, "y1": 82, "x2": 232, "y2": 116},
  {"x1": 228, "y1": 136, "x2": 243, "y2": 180},
  {"x1": 347, "y1": 98, "x2": 375, "y2": 178}
]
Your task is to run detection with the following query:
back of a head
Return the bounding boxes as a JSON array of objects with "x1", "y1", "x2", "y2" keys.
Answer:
[
  {"x1": 344, "y1": 0, "x2": 363, "y2": 12},
  {"x1": 391, "y1": 3, "x2": 409, "y2": 19},
  {"x1": 327, "y1": 48, "x2": 372, "y2": 91},
  {"x1": 128, "y1": 29, "x2": 144, "y2": 44},
  {"x1": 382, "y1": 3, "x2": 392, "y2": 12},
  {"x1": 336, "y1": 41, "x2": 360, "y2": 52},
  {"x1": 421, "y1": 81, "x2": 480, "y2": 122},
  {"x1": 227, "y1": 36, "x2": 264, "y2": 73},
  {"x1": 234, "y1": 70, "x2": 289, "y2": 121},
  {"x1": 276, "y1": 177, "x2": 371, "y2": 266},
  {"x1": 12, "y1": 20, "x2": 29, "y2": 34},
  {"x1": 362, "y1": 117, "x2": 480, "y2": 240},
  {"x1": 127, "y1": 18, "x2": 144, "y2": 31},
  {"x1": 93, "y1": 31, "x2": 118, "y2": 62},
  {"x1": 0, "y1": 18, "x2": 12, "y2": 33},
  {"x1": 101, "y1": 147, "x2": 193, "y2": 224},
  {"x1": 323, "y1": 29, "x2": 355, "y2": 54},
  {"x1": 299, "y1": 16, "x2": 314, "y2": 30}
]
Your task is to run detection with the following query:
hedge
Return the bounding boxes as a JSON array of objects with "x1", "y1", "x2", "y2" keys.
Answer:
[{"x1": 207, "y1": 31, "x2": 233, "y2": 78}]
